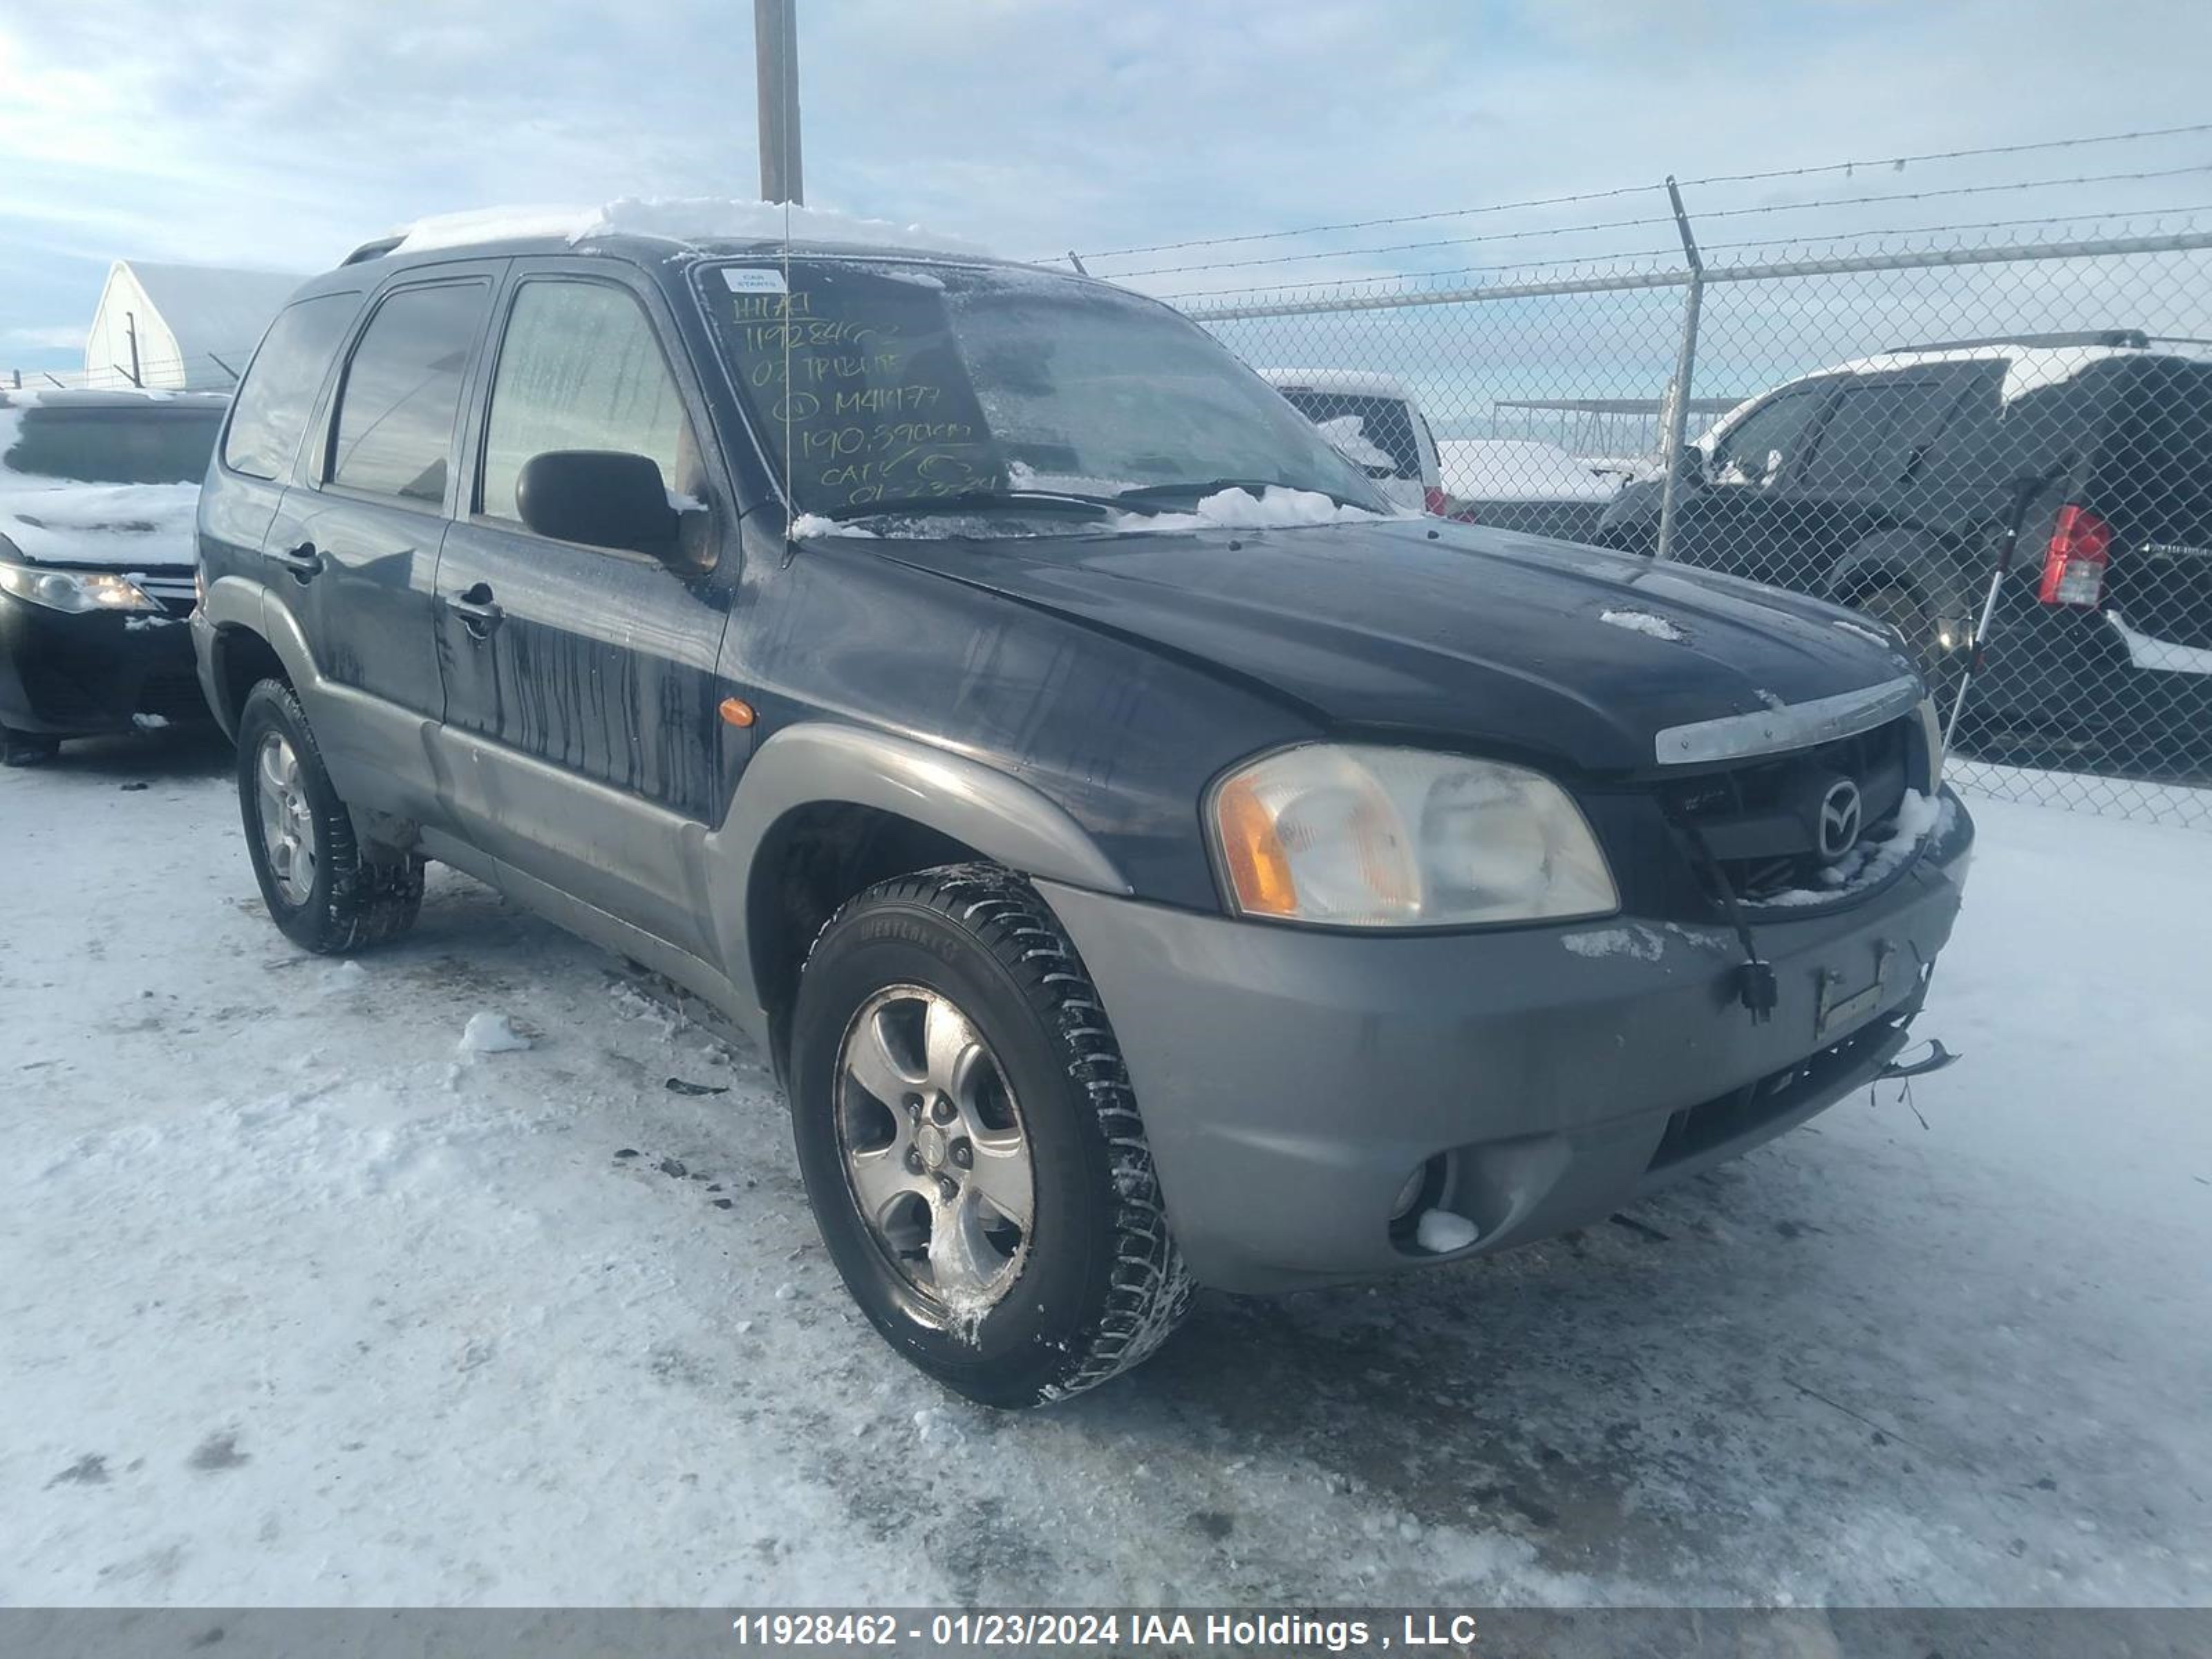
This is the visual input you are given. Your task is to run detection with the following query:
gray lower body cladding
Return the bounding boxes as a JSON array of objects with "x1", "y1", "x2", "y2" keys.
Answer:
[{"x1": 1040, "y1": 793, "x2": 1973, "y2": 1293}]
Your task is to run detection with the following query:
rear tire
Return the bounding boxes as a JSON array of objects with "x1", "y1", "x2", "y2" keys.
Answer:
[
  {"x1": 235, "y1": 679, "x2": 422, "y2": 954},
  {"x1": 1852, "y1": 582, "x2": 1959, "y2": 704},
  {"x1": 789, "y1": 863, "x2": 1192, "y2": 1407}
]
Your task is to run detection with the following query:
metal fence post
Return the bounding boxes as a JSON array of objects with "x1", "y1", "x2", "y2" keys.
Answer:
[{"x1": 1652, "y1": 178, "x2": 1705, "y2": 563}]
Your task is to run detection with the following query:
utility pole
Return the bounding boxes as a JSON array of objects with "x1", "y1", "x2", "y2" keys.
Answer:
[{"x1": 754, "y1": 0, "x2": 803, "y2": 205}]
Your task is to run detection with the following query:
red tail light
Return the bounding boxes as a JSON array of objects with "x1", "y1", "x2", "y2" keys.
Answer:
[
  {"x1": 1423, "y1": 486, "x2": 1452, "y2": 517},
  {"x1": 2038, "y1": 505, "x2": 2112, "y2": 608}
]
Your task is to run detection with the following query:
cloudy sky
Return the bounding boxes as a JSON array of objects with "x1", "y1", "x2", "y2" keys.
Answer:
[{"x1": 3, "y1": 0, "x2": 2208, "y2": 379}]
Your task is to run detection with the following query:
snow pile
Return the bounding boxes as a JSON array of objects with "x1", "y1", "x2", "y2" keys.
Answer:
[
  {"x1": 1116, "y1": 485, "x2": 1394, "y2": 534},
  {"x1": 1415, "y1": 1210, "x2": 1480, "y2": 1253},
  {"x1": 1438, "y1": 438, "x2": 1618, "y2": 502},
  {"x1": 0, "y1": 404, "x2": 200, "y2": 568},
  {"x1": 1599, "y1": 607, "x2": 1685, "y2": 642},
  {"x1": 391, "y1": 198, "x2": 986, "y2": 258},
  {"x1": 457, "y1": 1011, "x2": 532, "y2": 1055},
  {"x1": 1313, "y1": 415, "x2": 1396, "y2": 471},
  {"x1": 787, "y1": 512, "x2": 876, "y2": 540},
  {"x1": 1761, "y1": 788, "x2": 1949, "y2": 908}
]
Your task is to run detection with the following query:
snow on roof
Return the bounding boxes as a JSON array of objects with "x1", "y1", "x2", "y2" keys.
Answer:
[
  {"x1": 389, "y1": 197, "x2": 988, "y2": 259},
  {"x1": 1259, "y1": 368, "x2": 1419, "y2": 402},
  {"x1": 1699, "y1": 337, "x2": 2212, "y2": 449},
  {"x1": 110, "y1": 261, "x2": 304, "y2": 359}
]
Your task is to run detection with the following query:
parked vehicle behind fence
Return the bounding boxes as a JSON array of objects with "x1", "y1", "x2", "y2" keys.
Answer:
[
  {"x1": 1595, "y1": 330, "x2": 2212, "y2": 773},
  {"x1": 1262, "y1": 368, "x2": 1448, "y2": 516},
  {"x1": 0, "y1": 389, "x2": 224, "y2": 764},
  {"x1": 1436, "y1": 436, "x2": 1621, "y2": 543},
  {"x1": 193, "y1": 205, "x2": 1974, "y2": 1406}
]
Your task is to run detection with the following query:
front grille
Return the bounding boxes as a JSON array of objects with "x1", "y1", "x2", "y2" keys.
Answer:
[
  {"x1": 1660, "y1": 715, "x2": 1912, "y2": 903},
  {"x1": 133, "y1": 573, "x2": 198, "y2": 619}
]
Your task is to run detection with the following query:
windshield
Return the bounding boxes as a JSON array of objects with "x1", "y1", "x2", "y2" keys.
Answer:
[
  {"x1": 698, "y1": 259, "x2": 1387, "y2": 522},
  {"x1": 1, "y1": 407, "x2": 223, "y2": 485}
]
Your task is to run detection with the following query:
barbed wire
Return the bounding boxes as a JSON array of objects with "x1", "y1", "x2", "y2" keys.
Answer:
[
  {"x1": 7, "y1": 350, "x2": 250, "y2": 393},
  {"x1": 1155, "y1": 205, "x2": 2212, "y2": 304},
  {"x1": 1062, "y1": 122, "x2": 2212, "y2": 263},
  {"x1": 1108, "y1": 165, "x2": 2212, "y2": 280}
]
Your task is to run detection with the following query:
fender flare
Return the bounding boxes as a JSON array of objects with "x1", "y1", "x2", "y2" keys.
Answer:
[
  {"x1": 702, "y1": 722, "x2": 1134, "y2": 1043},
  {"x1": 1826, "y1": 529, "x2": 1971, "y2": 626},
  {"x1": 198, "y1": 577, "x2": 324, "y2": 718}
]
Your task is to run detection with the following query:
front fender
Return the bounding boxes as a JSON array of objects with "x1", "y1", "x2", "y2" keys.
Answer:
[{"x1": 701, "y1": 722, "x2": 1134, "y2": 1045}]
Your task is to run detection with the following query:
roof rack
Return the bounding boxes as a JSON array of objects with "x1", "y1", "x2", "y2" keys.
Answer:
[
  {"x1": 341, "y1": 235, "x2": 405, "y2": 266},
  {"x1": 1884, "y1": 328, "x2": 2149, "y2": 353}
]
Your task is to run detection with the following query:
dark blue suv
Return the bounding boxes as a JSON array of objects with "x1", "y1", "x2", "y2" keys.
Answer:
[{"x1": 192, "y1": 214, "x2": 1973, "y2": 1405}]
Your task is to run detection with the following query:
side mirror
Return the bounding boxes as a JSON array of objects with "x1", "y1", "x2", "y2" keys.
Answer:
[
  {"x1": 1673, "y1": 444, "x2": 1707, "y2": 487},
  {"x1": 516, "y1": 450, "x2": 681, "y2": 561}
]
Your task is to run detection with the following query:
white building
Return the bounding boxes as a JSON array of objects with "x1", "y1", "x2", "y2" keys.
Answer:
[{"x1": 83, "y1": 261, "x2": 304, "y2": 393}]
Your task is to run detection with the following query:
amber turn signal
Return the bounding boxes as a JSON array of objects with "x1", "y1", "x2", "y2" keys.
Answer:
[
  {"x1": 1212, "y1": 771, "x2": 1298, "y2": 916},
  {"x1": 718, "y1": 696, "x2": 757, "y2": 729}
]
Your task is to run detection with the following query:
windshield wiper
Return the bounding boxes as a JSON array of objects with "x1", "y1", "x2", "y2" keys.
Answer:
[
  {"x1": 1112, "y1": 478, "x2": 1374, "y2": 512},
  {"x1": 817, "y1": 489, "x2": 1130, "y2": 523}
]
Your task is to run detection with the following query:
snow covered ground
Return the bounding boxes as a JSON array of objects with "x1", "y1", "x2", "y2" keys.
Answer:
[{"x1": 3, "y1": 733, "x2": 2209, "y2": 1608}]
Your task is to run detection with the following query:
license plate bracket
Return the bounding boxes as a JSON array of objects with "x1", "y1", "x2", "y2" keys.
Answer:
[{"x1": 1816, "y1": 940, "x2": 1895, "y2": 1042}]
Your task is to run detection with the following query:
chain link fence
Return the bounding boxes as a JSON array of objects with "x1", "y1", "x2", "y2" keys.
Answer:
[
  {"x1": 6, "y1": 351, "x2": 250, "y2": 395},
  {"x1": 1107, "y1": 210, "x2": 2212, "y2": 831}
]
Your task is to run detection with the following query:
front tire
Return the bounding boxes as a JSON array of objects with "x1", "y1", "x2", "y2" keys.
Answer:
[
  {"x1": 1, "y1": 726, "x2": 59, "y2": 767},
  {"x1": 789, "y1": 863, "x2": 1192, "y2": 1407},
  {"x1": 235, "y1": 679, "x2": 422, "y2": 954}
]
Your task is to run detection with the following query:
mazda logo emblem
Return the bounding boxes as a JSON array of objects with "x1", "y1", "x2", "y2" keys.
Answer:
[{"x1": 1817, "y1": 778, "x2": 1864, "y2": 861}]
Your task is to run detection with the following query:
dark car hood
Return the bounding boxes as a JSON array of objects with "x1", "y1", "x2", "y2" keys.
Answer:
[{"x1": 873, "y1": 517, "x2": 1919, "y2": 774}]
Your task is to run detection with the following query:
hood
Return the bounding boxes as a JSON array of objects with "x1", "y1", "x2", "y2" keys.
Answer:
[
  {"x1": 0, "y1": 480, "x2": 200, "y2": 572},
  {"x1": 872, "y1": 518, "x2": 1920, "y2": 775}
]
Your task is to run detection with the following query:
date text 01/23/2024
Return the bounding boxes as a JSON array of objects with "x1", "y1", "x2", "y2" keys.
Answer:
[{"x1": 726, "y1": 1612, "x2": 1485, "y2": 1651}]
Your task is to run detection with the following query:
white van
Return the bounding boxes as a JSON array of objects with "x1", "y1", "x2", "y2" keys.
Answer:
[{"x1": 1260, "y1": 369, "x2": 1445, "y2": 515}]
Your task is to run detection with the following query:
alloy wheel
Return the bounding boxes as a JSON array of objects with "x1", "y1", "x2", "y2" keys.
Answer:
[
  {"x1": 834, "y1": 984, "x2": 1034, "y2": 1319},
  {"x1": 254, "y1": 731, "x2": 318, "y2": 907}
]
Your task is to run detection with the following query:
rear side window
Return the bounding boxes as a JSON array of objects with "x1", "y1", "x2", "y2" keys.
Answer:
[
  {"x1": 1801, "y1": 381, "x2": 1947, "y2": 491},
  {"x1": 1712, "y1": 386, "x2": 1828, "y2": 485},
  {"x1": 328, "y1": 283, "x2": 488, "y2": 505},
  {"x1": 223, "y1": 294, "x2": 357, "y2": 481},
  {"x1": 479, "y1": 280, "x2": 696, "y2": 524},
  {"x1": 6, "y1": 409, "x2": 221, "y2": 485},
  {"x1": 1277, "y1": 390, "x2": 1421, "y2": 479}
]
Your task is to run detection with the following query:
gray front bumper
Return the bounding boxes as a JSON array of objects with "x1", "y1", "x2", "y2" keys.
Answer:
[{"x1": 1041, "y1": 791, "x2": 1974, "y2": 1293}]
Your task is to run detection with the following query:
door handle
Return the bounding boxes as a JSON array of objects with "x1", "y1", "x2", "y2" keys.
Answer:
[
  {"x1": 450, "y1": 583, "x2": 503, "y2": 639},
  {"x1": 271, "y1": 541, "x2": 322, "y2": 581}
]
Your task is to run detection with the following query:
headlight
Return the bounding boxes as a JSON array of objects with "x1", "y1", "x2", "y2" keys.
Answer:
[
  {"x1": 0, "y1": 561, "x2": 160, "y2": 615},
  {"x1": 1208, "y1": 744, "x2": 1618, "y2": 928}
]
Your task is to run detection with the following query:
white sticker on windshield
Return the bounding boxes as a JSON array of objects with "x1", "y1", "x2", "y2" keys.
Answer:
[{"x1": 720, "y1": 267, "x2": 788, "y2": 294}]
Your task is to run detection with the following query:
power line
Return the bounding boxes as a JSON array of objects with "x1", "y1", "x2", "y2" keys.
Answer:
[
  {"x1": 1156, "y1": 203, "x2": 2212, "y2": 303},
  {"x1": 1107, "y1": 164, "x2": 2212, "y2": 279},
  {"x1": 1067, "y1": 121, "x2": 2212, "y2": 263}
]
